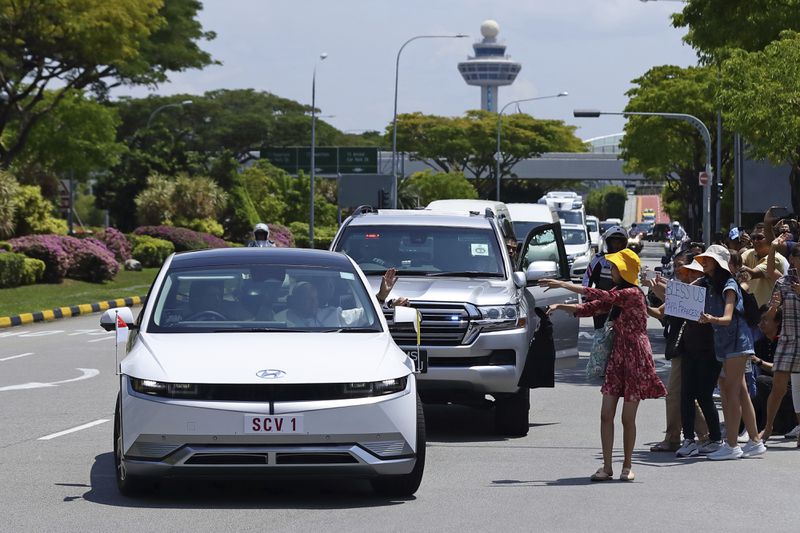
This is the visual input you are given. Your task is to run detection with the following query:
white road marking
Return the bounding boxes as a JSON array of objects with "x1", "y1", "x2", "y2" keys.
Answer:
[
  {"x1": 37, "y1": 419, "x2": 110, "y2": 441},
  {"x1": 18, "y1": 330, "x2": 64, "y2": 338},
  {"x1": 0, "y1": 368, "x2": 99, "y2": 392},
  {"x1": 87, "y1": 336, "x2": 113, "y2": 343},
  {"x1": 0, "y1": 331, "x2": 25, "y2": 338},
  {"x1": 0, "y1": 352, "x2": 34, "y2": 362}
]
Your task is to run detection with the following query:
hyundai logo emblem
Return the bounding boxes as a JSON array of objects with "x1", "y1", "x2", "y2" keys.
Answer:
[{"x1": 256, "y1": 369, "x2": 286, "y2": 379}]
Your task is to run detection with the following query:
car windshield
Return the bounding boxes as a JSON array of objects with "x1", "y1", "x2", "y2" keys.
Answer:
[
  {"x1": 337, "y1": 225, "x2": 505, "y2": 277},
  {"x1": 586, "y1": 220, "x2": 599, "y2": 232},
  {"x1": 562, "y1": 228, "x2": 587, "y2": 245},
  {"x1": 556, "y1": 210, "x2": 583, "y2": 225},
  {"x1": 147, "y1": 263, "x2": 381, "y2": 333},
  {"x1": 513, "y1": 221, "x2": 545, "y2": 242}
]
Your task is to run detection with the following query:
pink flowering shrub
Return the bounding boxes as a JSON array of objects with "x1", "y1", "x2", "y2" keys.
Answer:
[
  {"x1": 268, "y1": 224, "x2": 294, "y2": 248},
  {"x1": 133, "y1": 225, "x2": 228, "y2": 252},
  {"x1": 8, "y1": 235, "x2": 71, "y2": 283},
  {"x1": 95, "y1": 227, "x2": 132, "y2": 262},
  {"x1": 9, "y1": 234, "x2": 118, "y2": 283}
]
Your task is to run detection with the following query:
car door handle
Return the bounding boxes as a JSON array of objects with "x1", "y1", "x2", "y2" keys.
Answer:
[{"x1": 564, "y1": 298, "x2": 579, "y2": 304}]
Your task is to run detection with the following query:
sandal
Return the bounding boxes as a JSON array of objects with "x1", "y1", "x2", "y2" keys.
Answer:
[
  {"x1": 620, "y1": 468, "x2": 635, "y2": 482},
  {"x1": 650, "y1": 441, "x2": 679, "y2": 452},
  {"x1": 590, "y1": 467, "x2": 613, "y2": 482}
]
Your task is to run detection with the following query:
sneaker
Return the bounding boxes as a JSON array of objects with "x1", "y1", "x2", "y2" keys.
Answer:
[
  {"x1": 741, "y1": 440, "x2": 767, "y2": 458},
  {"x1": 738, "y1": 430, "x2": 749, "y2": 443},
  {"x1": 786, "y1": 425, "x2": 800, "y2": 439},
  {"x1": 676, "y1": 438, "x2": 699, "y2": 457},
  {"x1": 697, "y1": 440, "x2": 723, "y2": 455},
  {"x1": 707, "y1": 443, "x2": 743, "y2": 461}
]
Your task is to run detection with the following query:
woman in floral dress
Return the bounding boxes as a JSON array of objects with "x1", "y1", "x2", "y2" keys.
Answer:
[{"x1": 542, "y1": 248, "x2": 667, "y2": 482}]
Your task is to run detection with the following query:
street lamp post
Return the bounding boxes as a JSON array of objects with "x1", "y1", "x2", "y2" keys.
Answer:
[
  {"x1": 574, "y1": 108, "x2": 713, "y2": 245},
  {"x1": 309, "y1": 52, "x2": 328, "y2": 248},
  {"x1": 495, "y1": 92, "x2": 568, "y2": 201},
  {"x1": 146, "y1": 100, "x2": 193, "y2": 128},
  {"x1": 391, "y1": 33, "x2": 468, "y2": 208}
]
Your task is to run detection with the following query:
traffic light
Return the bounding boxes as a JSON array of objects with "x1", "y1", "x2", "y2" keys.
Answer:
[{"x1": 378, "y1": 188, "x2": 391, "y2": 208}]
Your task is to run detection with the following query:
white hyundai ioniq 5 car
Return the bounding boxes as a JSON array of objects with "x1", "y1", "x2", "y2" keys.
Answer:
[{"x1": 101, "y1": 248, "x2": 424, "y2": 496}]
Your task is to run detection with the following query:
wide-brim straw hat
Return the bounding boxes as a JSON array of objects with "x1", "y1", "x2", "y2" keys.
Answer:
[
  {"x1": 605, "y1": 248, "x2": 641, "y2": 286},
  {"x1": 695, "y1": 244, "x2": 731, "y2": 273},
  {"x1": 678, "y1": 260, "x2": 705, "y2": 275}
]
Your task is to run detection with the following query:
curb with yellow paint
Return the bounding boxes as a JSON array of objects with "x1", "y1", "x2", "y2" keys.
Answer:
[{"x1": 0, "y1": 295, "x2": 147, "y2": 328}]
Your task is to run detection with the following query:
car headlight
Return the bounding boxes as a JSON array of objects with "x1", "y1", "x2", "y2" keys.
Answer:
[
  {"x1": 475, "y1": 304, "x2": 526, "y2": 331},
  {"x1": 130, "y1": 378, "x2": 198, "y2": 398},
  {"x1": 342, "y1": 377, "x2": 408, "y2": 397}
]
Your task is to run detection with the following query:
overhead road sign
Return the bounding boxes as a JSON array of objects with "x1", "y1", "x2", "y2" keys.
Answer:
[{"x1": 261, "y1": 147, "x2": 378, "y2": 175}]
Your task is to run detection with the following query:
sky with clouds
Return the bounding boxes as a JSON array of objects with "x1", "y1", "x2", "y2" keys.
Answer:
[{"x1": 118, "y1": 0, "x2": 699, "y2": 141}]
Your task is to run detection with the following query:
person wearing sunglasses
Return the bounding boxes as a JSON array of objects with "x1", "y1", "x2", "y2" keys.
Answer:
[{"x1": 741, "y1": 228, "x2": 786, "y2": 308}]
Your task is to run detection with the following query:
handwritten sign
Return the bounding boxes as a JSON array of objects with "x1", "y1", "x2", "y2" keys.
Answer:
[{"x1": 664, "y1": 280, "x2": 707, "y2": 321}]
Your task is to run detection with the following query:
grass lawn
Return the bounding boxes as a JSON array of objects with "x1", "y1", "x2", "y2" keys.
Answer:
[{"x1": 0, "y1": 269, "x2": 158, "y2": 317}]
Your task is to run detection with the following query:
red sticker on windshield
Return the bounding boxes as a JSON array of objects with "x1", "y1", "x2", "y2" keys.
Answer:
[{"x1": 365, "y1": 233, "x2": 381, "y2": 239}]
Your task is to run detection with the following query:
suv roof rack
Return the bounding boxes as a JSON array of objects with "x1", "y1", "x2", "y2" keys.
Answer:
[
  {"x1": 352, "y1": 205, "x2": 376, "y2": 217},
  {"x1": 484, "y1": 207, "x2": 495, "y2": 219}
]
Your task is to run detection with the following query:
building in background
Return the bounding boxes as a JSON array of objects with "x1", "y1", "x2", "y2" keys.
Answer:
[{"x1": 458, "y1": 20, "x2": 521, "y2": 112}]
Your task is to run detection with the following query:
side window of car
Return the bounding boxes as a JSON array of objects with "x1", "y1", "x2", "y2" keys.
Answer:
[{"x1": 520, "y1": 227, "x2": 561, "y2": 272}]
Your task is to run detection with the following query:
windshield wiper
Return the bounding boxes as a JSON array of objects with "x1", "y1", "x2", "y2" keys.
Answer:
[
  {"x1": 212, "y1": 327, "x2": 309, "y2": 333},
  {"x1": 426, "y1": 271, "x2": 503, "y2": 277},
  {"x1": 335, "y1": 327, "x2": 382, "y2": 333}
]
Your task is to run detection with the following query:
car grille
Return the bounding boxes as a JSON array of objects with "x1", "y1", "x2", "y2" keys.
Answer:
[
  {"x1": 184, "y1": 452, "x2": 358, "y2": 466},
  {"x1": 384, "y1": 303, "x2": 474, "y2": 346}
]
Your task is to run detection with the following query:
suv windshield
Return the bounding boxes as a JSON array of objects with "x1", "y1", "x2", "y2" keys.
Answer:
[
  {"x1": 512, "y1": 221, "x2": 545, "y2": 242},
  {"x1": 338, "y1": 225, "x2": 505, "y2": 277},
  {"x1": 556, "y1": 210, "x2": 583, "y2": 225},
  {"x1": 562, "y1": 228, "x2": 587, "y2": 245},
  {"x1": 148, "y1": 263, "x2": 381, "y2": 333},
  {"x1": 587, "y1": 219, "x2": 599, "y2": 233}
]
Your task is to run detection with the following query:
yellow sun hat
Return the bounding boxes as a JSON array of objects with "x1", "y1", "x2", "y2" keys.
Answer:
[{"x1": 605, "y1": 248, "x2": 641, "y2": 286}]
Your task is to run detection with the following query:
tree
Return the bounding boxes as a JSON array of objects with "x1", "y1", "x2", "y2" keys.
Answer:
[
  {"x1": 404, "y1": 171, "x2": 478, "y2": 206},
  {"x1": 719, "y1": 31, "x2": 800, "y2": 209},
  {"x1": 134, "y1": 173, "x2": 227, "y2": 231},
  {"x1": 10, "y1": 90, "x2": 123, "y2": 182},
  {"x1": 619, "y1": 65, "x2": 730, "y2": 239},
  {"x1": 392, "y1": 110, "x2": 584, "y2": 198},
  {"x1": 672, "y1": 0, "x2": 800, "y2": 63},
  {"x1": 0, "y1": 0, "x2": 215, "y2": 168}
]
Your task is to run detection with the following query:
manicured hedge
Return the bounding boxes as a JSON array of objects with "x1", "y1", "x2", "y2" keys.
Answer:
[
  {"x1": 130, "y1": 235, "x2": 175, "y2": 268},
  {"x1": 133, "y1": 225, "x2": 228, "y2": 252},
  {"x1": 95, "y1": 227, "x2": 132, "y2": 262},
  {"x1": 289, "y1": 222, "x2": 337, "y2": 249},
  {"x1": 0, "y1": 251, "x2": 25, "y2": 288},
  {"x1": 268, "y1": 223, "x2": 294, "y2": 248},
  {"x1": 22, "y1": 257, "x2": 45, "y2": 285},
  {"x1": 9, "y1": 234, "x2": 118, "y2": 283}
]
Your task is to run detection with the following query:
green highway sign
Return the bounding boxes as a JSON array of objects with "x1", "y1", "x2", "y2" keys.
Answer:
[{"x1": 261, "y1": 147, "x2": 378, "y2": 175}]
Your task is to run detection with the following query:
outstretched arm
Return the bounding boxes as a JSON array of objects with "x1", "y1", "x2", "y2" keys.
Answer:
[{"x1": 539, "y1": 278, "x2": 586, "y2": 295}]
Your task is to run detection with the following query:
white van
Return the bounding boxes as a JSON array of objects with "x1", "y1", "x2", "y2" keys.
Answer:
[
  {"x1": 506, "y1": 203, "x2": 559, "y2": 244},
  {"x1": 426, "y1": 199, "x2": 515, "y2": 243}
]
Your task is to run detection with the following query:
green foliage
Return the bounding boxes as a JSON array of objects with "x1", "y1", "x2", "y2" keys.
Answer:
[
  {"x1": 0, "y1": 170, "x2": 19, "y2": 238},
  {"x1": 130, "y1": 235, "x2": 175, "y2": 268},
  {"x1": 0, "y1": 251, "x2": 25, "y2": 288},
  {"x1": 405, "y1": 171, "x2": 478, "y2": 206},
  {"x1": 393, "y1": 110, "x2": 585, "y2": 198},
  {"x1": 289, "y1": 222, "x2": 337, "y2": 250},
  {"x1": 585, "y1": 186, "x2": 627, "y2": 220},
  {"x1": 0, "y1": 241, "x2": 11, "y2": 251},
  {"x1": 0, "y1": 0, "x2": 215, "y2": 168},
  {"x1": 183, "y1": 218, "x2": 224, "y2": 237},
  {"x1": 672, "y1": 0, "x2": 800, "y2": 63},
  {"x1": 74, "y1": 184, "x2": 108, "y2": 228},
  {"x1": 620, "y1": 65, "x2": 729, "y2": 238},
  {"x1": 12, "y1": 185, "x2": 68, "y2": 235},
  {"x1": 134, "y1": 173, "x2": 227, "y2": 226},
  {"x1": 10, "y1": 90, "x2": 124, "y2": 180},
  {"x1": 21, "y1": 257, "x2": 45, "y2": 285},
  {"x1": 719, "y1": 31, "x2": 800, "y2": 207}
]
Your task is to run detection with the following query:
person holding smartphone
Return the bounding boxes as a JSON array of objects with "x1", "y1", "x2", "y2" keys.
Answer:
[{"x1": 741, "y1": 224, "x2": 786, "y2": 308}]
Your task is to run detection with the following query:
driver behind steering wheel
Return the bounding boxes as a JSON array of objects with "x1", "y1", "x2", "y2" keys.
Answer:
[{"x1": 184, "y1": 279, "x2": 243, "y2": 321}]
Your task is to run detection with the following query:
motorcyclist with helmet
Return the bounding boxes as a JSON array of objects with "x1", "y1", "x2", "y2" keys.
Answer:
[{"x1": 247, "y1": 223, "x2": 276, "y2": 247}]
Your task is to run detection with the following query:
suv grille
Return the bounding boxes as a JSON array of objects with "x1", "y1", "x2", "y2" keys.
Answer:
[{"x1": 384, "y1": 303, "x2": 474, "y2": 346}]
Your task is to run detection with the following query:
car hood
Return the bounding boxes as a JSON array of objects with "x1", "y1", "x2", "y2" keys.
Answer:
[
  {"x1": 122, "y1": 332, "x2": 410, "y2": 384},
  {"x1": 365, "y1": 276, "x2": 518, "y2": 306}
]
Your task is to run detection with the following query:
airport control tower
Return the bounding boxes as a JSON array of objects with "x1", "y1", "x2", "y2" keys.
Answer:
[{"x1": 458, "y1": 20, "x2": 521, "y2": 112}]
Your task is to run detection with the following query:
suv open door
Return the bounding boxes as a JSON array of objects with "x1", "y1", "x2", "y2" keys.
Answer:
[{"x1": 516, "y1": 223, "x2": 579, "y2": 358}]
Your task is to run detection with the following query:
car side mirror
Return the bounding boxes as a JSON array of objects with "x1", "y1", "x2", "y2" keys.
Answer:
[
  {"x1": 512, "y1": 271, "x2": 526, "y2": 288},
  {"x1": 526, "y1": 261, "x2": 559, "y2": 284},
  {"x1": 393, "y1": 305, "x2": 419, "y2": 325},
  {"x1": 100, "y1": 307, "x2": 135, "y2": 332}
]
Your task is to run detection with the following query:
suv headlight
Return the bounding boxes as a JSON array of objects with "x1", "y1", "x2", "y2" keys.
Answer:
[
  {"x1": 343, "y1": 377, "x2": 408, "y2": 397},
  {"x1": 475, "y1": 304, "x2": 526, "y2": 331}
]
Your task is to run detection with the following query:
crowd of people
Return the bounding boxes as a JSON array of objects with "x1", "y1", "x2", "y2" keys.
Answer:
[{"x1": 541, "y1": 207, "x2": 800, "y2": 480}]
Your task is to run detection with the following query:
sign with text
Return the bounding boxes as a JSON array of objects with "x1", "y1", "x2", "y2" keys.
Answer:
[
  {"x1": 261, "y1": 147, "x2": 378, "y2": 175},
  {"x1": 664, "y1": 280, "x2": 706, "y2": 321}
]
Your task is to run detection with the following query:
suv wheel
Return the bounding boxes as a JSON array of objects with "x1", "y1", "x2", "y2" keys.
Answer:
[
  {"x1": 114, "y1": 396, "x2": 151, "y2": 496},
  {"x1": 495, "y1": 387, "x2": 530, "y2": 437},
  {"x1": 371, "y1": 395, "x2": 426, "y2": 497}
]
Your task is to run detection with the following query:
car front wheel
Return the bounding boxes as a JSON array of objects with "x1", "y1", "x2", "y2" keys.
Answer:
[
  {"x1": 370, "y1": 395, "x2": 426, "y2": 497},
  {"x1": 495, "y1": 387, "x2": 530, "y2": 437},
  {"x1": 114, "y1": 396, "x2": 151, "y2": 496}
]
